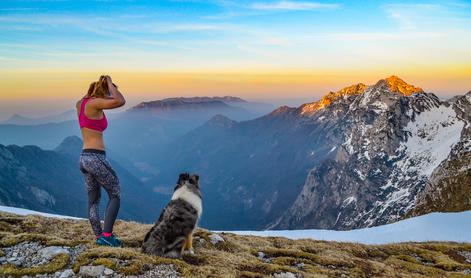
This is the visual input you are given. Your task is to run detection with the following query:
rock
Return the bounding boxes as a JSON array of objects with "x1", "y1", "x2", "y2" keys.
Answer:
[
  {"x1": 462, "y1": 269, "x2": 471, "y2": 275},
  {"x1": 272, "y1": 272, "x2": 297, "y2": 278},
  {"x1": 38, "y1": 246, "x2": 69, "y2": 260},
  {"x1": 139, "y1": 264, "x2": 180, "y2": 278},
  {"x1": 103, "y1": 268, "x2": 114, "y2": 275},
  {"x1": 208, "y1": 233, "x2": 224, "y2": 245},
  {"x1": 79, "y1": 265, "x2": 105, "y2": 277},
  {"x1": 257, "y1": 251, "x2": 265, "y2": 259},
  {"x1": 295, "y1": 262, "x2": 305, "y2": 269},
  {"x1": 194, "y1": 236, "x2": 206, "y2": 246},
  {"x1": 459, "y1": 251, "x2": 471, "y2": 263},
  {"x1": 59, "y1": 269, "x2": 74, "y2": 278},
  {"x1": 7, "y1": 257, "x2": 23, "y2": 266}
]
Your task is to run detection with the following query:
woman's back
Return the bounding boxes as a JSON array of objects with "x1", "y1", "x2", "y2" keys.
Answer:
[
  {"x1": 77, "y1": 75, "x2": 125, "y2": 150},
  {"x1": 77, "y1": 97, "x2": 107, "y2": 150}
]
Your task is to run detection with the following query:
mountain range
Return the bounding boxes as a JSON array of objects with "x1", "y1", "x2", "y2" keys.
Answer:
[
  {"x1": 0, "y1": 78, "x2": 469, "y2": 231},
  {"x1": 0, "y1": 110, "x2": 77, "y2": 125}
]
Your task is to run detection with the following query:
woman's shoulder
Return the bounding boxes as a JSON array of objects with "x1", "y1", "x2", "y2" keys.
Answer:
[{"x1": 76, "y1": 97, "x2": 91, "y2": 109}]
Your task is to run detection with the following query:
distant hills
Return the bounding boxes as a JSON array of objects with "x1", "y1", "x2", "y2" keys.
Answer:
[
  {"x1": 0, "y1": 136, "x2": 166, "y2": 222},
  {"x1": 1, "y1": 110, "x2": 77, "y2": 125},
  {"x1": 131, "y1": 96, "x2": 247, "y2": 111}
]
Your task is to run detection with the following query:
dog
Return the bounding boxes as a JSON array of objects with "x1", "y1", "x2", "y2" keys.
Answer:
[{"x1": 142, "y1": 173, "x2": 202, "y2": 258}]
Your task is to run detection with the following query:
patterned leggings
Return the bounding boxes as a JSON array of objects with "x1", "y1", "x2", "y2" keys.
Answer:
[{"x1": 79, "y1": 149, "x2": 121, "y2": 237}]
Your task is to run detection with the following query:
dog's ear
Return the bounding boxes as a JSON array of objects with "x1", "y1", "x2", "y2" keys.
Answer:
[
  {"x1": 177, "y1": 173, "x2": 190, "y2": 184},
  {"x1": 189, "y1": 174, "x2": 200, "y2": 187}
]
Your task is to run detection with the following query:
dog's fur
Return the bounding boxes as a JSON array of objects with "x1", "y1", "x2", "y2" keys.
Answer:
[{"x1": 142, "y1": 173, "x2": 202, "y2": 258}]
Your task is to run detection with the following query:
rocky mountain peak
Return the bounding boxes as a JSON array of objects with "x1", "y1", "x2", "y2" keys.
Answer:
[
  {"x1": 2, "y1": 114, "x2": 33, "y2": 125},
  {"x1": 295, "y1": 76, "x2": 422, "y2": 116},
  {"x1": 54, "y1": 136, "x2": 82, "y2": 156},
  {"x1": 380, "y1": 75, "x2": 424, "y2": 96},
  {"x1": 269, "y1": 105, "x2": 295, "y2": 116},
  {"x1": 205, "y1": 114, "x2": 236, "y2": 128},
  {"x1": 300, "y1": 83, "x2": 366, "y2": 115}
]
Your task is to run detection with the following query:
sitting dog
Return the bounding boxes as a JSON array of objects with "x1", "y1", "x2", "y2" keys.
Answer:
[{"x1": 142, "y1": 173, "x2": 202, "y2": 258}]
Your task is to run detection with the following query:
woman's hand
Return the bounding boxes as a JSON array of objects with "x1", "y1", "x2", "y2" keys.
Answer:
[{"x1": 104, "y1": 75, "x2": 113, "y2": 87}]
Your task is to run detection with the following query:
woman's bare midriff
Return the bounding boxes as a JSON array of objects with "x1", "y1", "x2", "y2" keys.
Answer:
[{"x1": 81, "y1": 128, "x2": 105, "y2": 150}]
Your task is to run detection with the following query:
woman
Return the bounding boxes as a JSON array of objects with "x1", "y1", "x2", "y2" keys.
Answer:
[{"x1": 77, "y1": 75, "x2": 126, "y2": 247}]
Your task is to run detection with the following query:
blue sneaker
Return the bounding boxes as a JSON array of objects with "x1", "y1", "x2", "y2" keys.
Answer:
[{"x1": 96, "y1": 234, "x2": 122, "y2": 247}]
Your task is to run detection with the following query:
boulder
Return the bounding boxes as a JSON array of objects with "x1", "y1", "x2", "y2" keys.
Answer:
[{"x1": 79, "y1": 265, "x2": 105, "y2": 277}]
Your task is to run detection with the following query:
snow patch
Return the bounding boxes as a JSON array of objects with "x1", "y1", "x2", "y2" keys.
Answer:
[
  {"x1": 343, "y1": 133, "x2": 354, "y2": 154},
  {"x1": 0, "y1": 205, "x2": 82, "y2": 220},
  {"x1": 371, "y1": 101, "x2": 388, "y2": 114},
  {"x1": 354, "y1": 169, "x2": 366, "y2": 180},
  {"x1": 398, "y1": 104, "x2": 464, "y2": 177},
  {"x1": 342, "y1": 196, "x2": 357, "y2": 207},
  {"x1": 466, "y1": 94, "x2": 471, "y2": 104},
  {"x1": 228, "y1": 210, "x2": 471, "y2": 244}
]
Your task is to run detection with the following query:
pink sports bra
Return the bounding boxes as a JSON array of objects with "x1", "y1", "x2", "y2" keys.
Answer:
[{"x1": 78, "y1": 97, "x2": 108, "y2": 132}]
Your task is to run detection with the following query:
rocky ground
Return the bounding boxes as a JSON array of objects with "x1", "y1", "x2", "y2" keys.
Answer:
[{"x1": 1, "y1": 212, "x2": 471, "y2": 277}]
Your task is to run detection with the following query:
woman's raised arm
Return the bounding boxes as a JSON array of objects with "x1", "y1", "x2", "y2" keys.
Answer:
[{"x1": 90, "y1": 75, "x2": 126, "y2": 110}]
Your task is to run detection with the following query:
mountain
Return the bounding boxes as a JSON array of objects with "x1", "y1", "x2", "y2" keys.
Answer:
[
  {"x1": 2, "y1": 208, "x2": 471, "y2": 278},
  {"x1": 0, "y1": 137, "x2": 167, "y2": 222},
  {"x1": 1, "y1": 110, "x2": 77, "y2": 125},
  {"x1": 131, "y1": 96, "x2": 246, "y2": 110},
  {"x1": 152, "y1": 76, "x2": 470, "y2": 230},
  {"x1": 272, "y1": 76, "x2": 469, "y2": 230},
  {"x1": 129, "y1": 96, "x2": 272, "y2": 121},
  {"x1": 409, "y1": 90, "x2": 471, "y2": 216},
  {"x1": 0, "y1": 120, "x2": 79, "y2": 150}
]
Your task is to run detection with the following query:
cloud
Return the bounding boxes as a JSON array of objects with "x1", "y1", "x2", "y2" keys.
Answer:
[
  {"x1": 250, "y1": 1, "x2": 339, "y2": 11},
  {"x1": 0, "y1": 13, "x2": 233, "y2": 35},
  {"x1": 383, "y1": 3, "x2": 441, "y2": 30},
  {"x1": 382, "y1": 2, "x2": 471, "y2": 30}
]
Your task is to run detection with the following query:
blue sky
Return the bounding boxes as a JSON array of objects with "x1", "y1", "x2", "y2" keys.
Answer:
[
  {"x1": 0, "y1": 0, "x2": 470, "y2": 119},
  {"x1": 1, "y1": 0, "x2": 470, "y2": 71}
]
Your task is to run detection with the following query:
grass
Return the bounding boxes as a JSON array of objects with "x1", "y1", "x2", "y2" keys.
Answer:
[{"x1": 0, "y1": 211, "x2": 471, "y2": 277}]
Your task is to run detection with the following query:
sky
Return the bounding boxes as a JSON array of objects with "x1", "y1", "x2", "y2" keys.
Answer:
[{"x1": 0, "y1": 0, "x2": 470, "y2": 119}]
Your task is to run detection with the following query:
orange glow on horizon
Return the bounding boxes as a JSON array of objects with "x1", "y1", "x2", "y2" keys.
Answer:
[{"x1": 1, "y1": 66, "x2": 470, "y2": 102}]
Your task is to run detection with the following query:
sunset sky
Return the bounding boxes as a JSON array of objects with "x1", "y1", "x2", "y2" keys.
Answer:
[{"x1": 0, "y1": 0, "x2": 470, "y2": 120}]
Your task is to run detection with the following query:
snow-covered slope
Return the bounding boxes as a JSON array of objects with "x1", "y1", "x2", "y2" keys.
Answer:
[
  {"x1": 2, "y1": 205, "x2": 470, "y2": 245},
  {"x1": 229, "y1": 210, "x2": 471, "y2": 244},
  {"x1": 0, "y1": 205, "x2": 82, "y2": 220}
]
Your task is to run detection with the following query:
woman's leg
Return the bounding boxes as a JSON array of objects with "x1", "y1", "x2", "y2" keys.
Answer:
[
  {"x1": 93, "y1": 157, "x2": 121, "y2": 234},
  {"x1": 86, "y1": 175, "x2": 103, "y2": 237},
  {"x1": 80, "y1": 160, "x2": 103, "y2": 237}
]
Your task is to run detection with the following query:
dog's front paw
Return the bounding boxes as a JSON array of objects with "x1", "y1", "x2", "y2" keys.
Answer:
[
  {"x1": 164, "y1": 250, "x2": 183, "y2": 259},
  {"x1": 184, "y1": 248, "x2": 195, "y2": 255}
]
